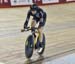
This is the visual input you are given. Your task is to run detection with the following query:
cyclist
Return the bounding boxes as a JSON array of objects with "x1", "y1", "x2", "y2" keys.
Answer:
[{"x1": 21, "y1": 4, "x2": 47, "y2": 49}]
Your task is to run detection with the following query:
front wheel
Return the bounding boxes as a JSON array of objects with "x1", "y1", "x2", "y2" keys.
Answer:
[
  {"x1": 37, "y1": 34, "x2": 46, "y2": 55},
  {"x1": 25, "y1": 35, "x2": 34, "y2": 59}
]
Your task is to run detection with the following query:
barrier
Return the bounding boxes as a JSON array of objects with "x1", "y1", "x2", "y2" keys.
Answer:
[
  {"x1": 10, "y1": 0, "x2": 33, "y2": 6},
  {"x1": 0, "y1": 0, "x2": 75, "y2": 8},
  {"x1": 66, "y1": 0, "x2": 75, "y2": 2},
  {"x1": 0, "y1": 0, "x2": 10, "y2": 8},
  {"x1": 42, "y1": 0, "x2": 59, "y2": 4}
]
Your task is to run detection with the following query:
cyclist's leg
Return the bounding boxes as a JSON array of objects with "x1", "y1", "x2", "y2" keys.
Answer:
[
  {"x1": 31, "y1": 17, "x2": 39, "y2": 32},
  {"x1": 31, "y1": 17, "x2": 40, "y2": 27},
  {"x1": 37, "y1": 27, "x2": 44, "y2": 52},
  {"x1": 38, "y1": 26, "x2": 43, "y2": 43},
  {"x1": 38, "y1": 22, "x2": 46, "y2": 45},
  {"x1": 31, "y1": 19, "x2": 36, "y2": 28},
  {"x1": 38, "y1": 13, "x2": 47, "y2": 45}
]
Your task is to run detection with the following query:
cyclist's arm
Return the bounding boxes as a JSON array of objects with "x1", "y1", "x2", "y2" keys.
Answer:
[
  {"x1": 40, "y1": 11, "x2": 44, "y2": 22},
  {"x1": 39, "y1": 9, "x2": 46, "y2": 26},
  {"x1": 24, "y1": 11, "x2": 31, "y2": 29}
]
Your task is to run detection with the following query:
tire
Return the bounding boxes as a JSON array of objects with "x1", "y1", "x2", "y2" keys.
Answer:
[
  {"x1": 25, "y1": 35, "x2": 34, "y2": 58},
  {"x1": 37, "y1": 34, "x2": 46, "y2": 55}
]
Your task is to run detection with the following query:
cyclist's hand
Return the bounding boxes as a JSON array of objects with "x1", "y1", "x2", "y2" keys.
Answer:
[
  {"x1": 21, "y1": 29, "x2": 25, "y2": 32},
  {"x1": 24, "y1": 25, "x2": 27, "y2": 29}
]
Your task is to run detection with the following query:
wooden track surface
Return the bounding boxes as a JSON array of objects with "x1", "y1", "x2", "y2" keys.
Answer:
[{"x1": 0, "y1": 3, "x2": 75, "y2": 64}]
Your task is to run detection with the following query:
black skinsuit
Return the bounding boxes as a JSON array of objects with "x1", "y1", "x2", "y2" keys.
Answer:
[{"x1": 24, "y1": 7, "x2": 47, "y2": 28}]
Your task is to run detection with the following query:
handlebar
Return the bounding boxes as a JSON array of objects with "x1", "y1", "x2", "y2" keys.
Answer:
[
  {"x1": 21, "y1": 27, "x2": 38, "y2": 32},
  {"x1": 25, "y1": 27, "x2": 38, "y2": 31}
]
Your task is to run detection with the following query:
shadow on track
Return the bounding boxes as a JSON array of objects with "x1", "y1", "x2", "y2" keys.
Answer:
[{"x1": 24, "y1": 55, "x2": 44, "y2": 64}]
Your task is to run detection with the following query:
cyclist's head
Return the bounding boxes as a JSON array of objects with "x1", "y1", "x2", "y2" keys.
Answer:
[{"x1": 30, "y1": 3, "x2": 38, "y2": 14}]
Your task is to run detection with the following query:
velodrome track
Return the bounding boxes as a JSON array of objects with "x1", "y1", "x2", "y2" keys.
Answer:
[{"x1": 0, "y1": 3, "x2": 75, "y2": 64}]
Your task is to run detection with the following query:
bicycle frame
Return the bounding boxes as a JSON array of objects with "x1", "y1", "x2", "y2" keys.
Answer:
[{"x1": 33, "y1": 32, "x2": 40, "y2": 46}]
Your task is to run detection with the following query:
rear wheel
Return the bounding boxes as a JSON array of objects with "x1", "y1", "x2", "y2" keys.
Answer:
[
  {"x1": 37, "y1": 34, "x2": 45, "y2": 55},
  {"x1": 25, "y1": 35, "x2": 34, "y2": 58}
]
